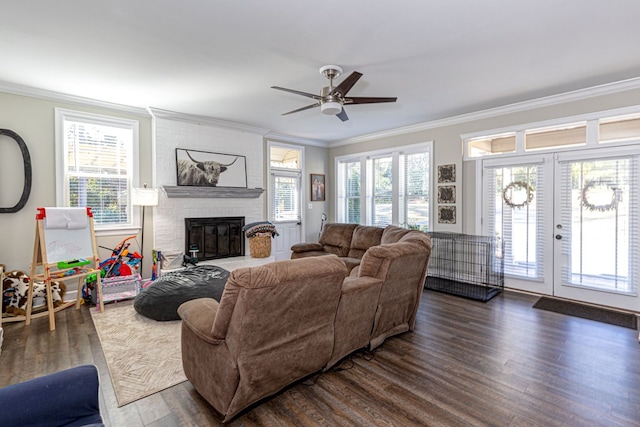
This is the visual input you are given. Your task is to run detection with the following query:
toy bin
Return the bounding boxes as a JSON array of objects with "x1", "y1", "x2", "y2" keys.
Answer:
[{"x1": 91, "y1": 274, "x2": 142, "y2": 304}]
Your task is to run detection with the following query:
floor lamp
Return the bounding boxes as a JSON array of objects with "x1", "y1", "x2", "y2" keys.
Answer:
[{"x1": 132, "y1": 184, "x2": 159, "y2": 277}]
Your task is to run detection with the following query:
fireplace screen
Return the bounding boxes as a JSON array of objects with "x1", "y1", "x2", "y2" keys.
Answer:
[{"x1": 185, "y1": 217, "x2": 245, "y2": 261}]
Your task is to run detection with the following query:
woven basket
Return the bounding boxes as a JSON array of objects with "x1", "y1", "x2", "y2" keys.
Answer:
[{"x1": 249, "y1": 234, "x2": 272, "y2": 258}]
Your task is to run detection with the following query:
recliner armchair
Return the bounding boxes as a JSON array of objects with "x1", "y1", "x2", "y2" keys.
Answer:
[{"x1": 326, "y1": 232, "x2": 432, "y2": 368}]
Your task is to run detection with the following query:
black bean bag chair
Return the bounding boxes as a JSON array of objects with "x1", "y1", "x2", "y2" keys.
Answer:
[{"x1": 134, "y1": 265, "x2": 230, "y2": 321}]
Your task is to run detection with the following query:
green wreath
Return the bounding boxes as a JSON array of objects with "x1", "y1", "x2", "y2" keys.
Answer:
[
  {"x1": 502, "y1": 181, "x2": 534, "y2": 209},
  {"x1": 580, "y1": 180, "x2": 622, "y2": 212}
]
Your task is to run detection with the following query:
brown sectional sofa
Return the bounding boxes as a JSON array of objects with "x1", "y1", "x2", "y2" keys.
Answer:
[
  {"x1": 291, "y1": 223, "x2": 421, "y2": 272},
  {"x1": 178, "y1": 224, "x2": 431, "y2": 422}
]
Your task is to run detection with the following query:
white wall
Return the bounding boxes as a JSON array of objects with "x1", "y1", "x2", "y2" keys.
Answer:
[{"x1": 152, "y1": 115, "x2": 266, "y2": 254}]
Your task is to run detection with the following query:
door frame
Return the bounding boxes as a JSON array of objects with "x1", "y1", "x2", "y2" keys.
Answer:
[
  {"x1": 481, "y1": 154, "x2": 554, "y2": 295},
  {"x1": 481, "y1": 145, "x2": 640, "y2": 311},
  {"x1": 267, "y1": 141, "x2": 305, "y2": 260},
  {"x1": 552, "y1": 145, "x2": 640, "y2": 311}
]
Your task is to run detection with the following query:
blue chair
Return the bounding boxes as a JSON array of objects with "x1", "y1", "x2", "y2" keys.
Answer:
[{"x1": 0, "y1": 365, "x2": 104, "y2": 427}]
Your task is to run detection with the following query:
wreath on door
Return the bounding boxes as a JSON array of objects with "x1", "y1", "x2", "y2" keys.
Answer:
[
  {"x1": 580, "y1": 180, "x2": 622, "y2": 212},
  {"x1": 502, "y1": 181, "x2": 535, "y2": 209}
]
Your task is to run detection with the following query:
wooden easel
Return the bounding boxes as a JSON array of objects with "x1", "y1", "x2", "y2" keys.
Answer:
[{"x1": 25, "y1": 207, "x2": 104, "y2": 331}]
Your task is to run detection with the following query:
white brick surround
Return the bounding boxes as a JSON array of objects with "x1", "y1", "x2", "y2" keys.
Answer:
[{"x1": 153, "y1": 116, "x2": 265, "y2": 254}]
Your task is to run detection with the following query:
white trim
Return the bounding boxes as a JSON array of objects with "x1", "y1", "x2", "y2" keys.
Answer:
[
  {"x1": 331, "y1": 77, "x2": 640, "y2": 147},
  {"x1": 0, "y1": 81, "x2": 150, "y2": 116},
  {"x1": 54, "y1": 108, "x2": 140, "y2": 230},
  {"x1": 148, "y1": 107, "x2": 270, "y2": 135},
  {"x1": 264, "y1": 131, "x2": 327, "y2": 147},
  {"x1": 461, "y1": 104, "x2": 640, "y2": 141}
]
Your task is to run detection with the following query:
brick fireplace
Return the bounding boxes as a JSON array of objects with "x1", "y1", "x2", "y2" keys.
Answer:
[{"x1": 185, "y1": 217, "x2": 245, "y2": 261}]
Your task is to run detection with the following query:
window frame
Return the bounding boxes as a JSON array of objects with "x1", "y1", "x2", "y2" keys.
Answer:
[
  {"x1": 55, "y1": 108, "x2": 140, "y2": 235},
  {"x1": 335, "y1": 141, "x2": 433, "y2": 229}
]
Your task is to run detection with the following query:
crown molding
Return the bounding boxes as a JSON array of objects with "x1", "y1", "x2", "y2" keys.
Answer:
[
  {"x1": 0, "y1": 81, "x2": 150, "y2": 116},
  {"x1": 329, "y1": 76, "x2": 640, "y2": 148},
  {"x1": 263, "y1": 131, "x2": 328, "y2": 148},
  {"x1": 148, "y1": 107, "x2": 270, "y2": 135}
]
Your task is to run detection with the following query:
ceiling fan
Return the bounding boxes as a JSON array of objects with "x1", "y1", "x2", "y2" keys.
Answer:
[{"x1": 271, "y1": 65, "x2": 397, "y2": 122}]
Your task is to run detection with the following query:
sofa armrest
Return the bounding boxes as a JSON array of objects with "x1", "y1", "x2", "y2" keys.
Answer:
[
  {"x1": 291, "y1": 242, "x2": 324, "y2": 253},
  {"x1": 0, "y1": 365, "x2": 104, "y2": 427},
  {"x1": 178, "y1": 298, "x2": 224, "y2": 345}
]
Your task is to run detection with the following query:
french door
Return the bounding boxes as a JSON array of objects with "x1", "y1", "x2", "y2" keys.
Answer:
[{"x1": 483, "y1": 146, "x2": 640, "y2": 311}]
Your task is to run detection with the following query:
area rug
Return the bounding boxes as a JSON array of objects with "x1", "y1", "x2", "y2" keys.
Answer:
[
  {"x1": 533, "y1": 297, "x2": 637, "y2": 330},
  {"x1": 90, "y1": 301, "x2": 186, "y2": 406}
]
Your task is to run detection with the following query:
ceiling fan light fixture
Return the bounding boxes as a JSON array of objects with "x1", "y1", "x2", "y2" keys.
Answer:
[{"x1": 321, "y1": 101, "x2": 342, "y2": 115}]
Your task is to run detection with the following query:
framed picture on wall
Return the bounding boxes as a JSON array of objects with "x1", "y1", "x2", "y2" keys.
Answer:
[
  {"x1": 311, "y1": 173, "x2": 325, "y2": 201},
  {"x1": 176, "y1": 148, "x2": 247, "y2": 188},
  {"x1": 437, "y1": 164, "x2": 456, "y2": 183},
  {"x1": 437, "y1": 185, "x2": 456, "y2": 204}
]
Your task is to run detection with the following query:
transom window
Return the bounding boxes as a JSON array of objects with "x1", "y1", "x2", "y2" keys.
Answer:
[{"x1": 464, "y1": 107, "x2": 640, "y2": 160}]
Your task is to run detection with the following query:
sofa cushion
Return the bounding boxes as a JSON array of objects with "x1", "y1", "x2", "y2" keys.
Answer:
[
  {"x1": 381, "y1": 224, "x2": 412, "y2": 244},
  {"x1": 319, "y1": 223, "x2": 358, "y2": 257},
  {"x1": 290, "y1": 242, "x2": 323, "y2": 253},
  {"x1": 347, "y1": 225, "x2": 383, "y2": 259}
]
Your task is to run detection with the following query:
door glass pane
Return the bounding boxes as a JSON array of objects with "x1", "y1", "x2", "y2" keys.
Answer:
[
  {"x1": 272, "y1": 175, "x2": 300, "y2": 221},
  {"x1": 558, "y1": 157, "x2": 638, "y2": 294},
  {"x1": 486, "y1": 163, "x2": 544, "y2": 279}
]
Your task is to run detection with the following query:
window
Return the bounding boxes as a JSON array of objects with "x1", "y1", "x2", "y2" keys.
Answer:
[
  {"x1": 464, "y1": 106, "x2": 640, "y2": 160},
  {"x1": 371, "y1": 156, "x2": 393, "y2": 226},
  {"x1": 402, "y1": 152, "x2": 431, "y2": 230},
  {"x1": 55, "y1": 109, "x2": 139, "y2": 231},
  {"x1": 337, "y1": 142, "x2": 432, "y2": 230}
]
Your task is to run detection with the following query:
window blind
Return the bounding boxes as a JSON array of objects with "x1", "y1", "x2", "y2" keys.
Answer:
[
  {"x1": 63, "y1": 119, "x2": 133, "y2": 226},
  {"x1": 485, "y1": 163, "x2": 545, "y2": 279},
  {"x1": 558, "y1": 155, "x2": 639, "y2": 294},
  {"x1": 371, "y1": 157, "x2": 392, "y2": 226},
  {"x1": 270, "y1": 172, "x2": 300, "y2": 222}
]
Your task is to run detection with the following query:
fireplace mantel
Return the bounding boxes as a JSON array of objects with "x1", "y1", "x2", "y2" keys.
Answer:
[{"x1": 162, "y1": 186, "x2": 264, "y2": 199}]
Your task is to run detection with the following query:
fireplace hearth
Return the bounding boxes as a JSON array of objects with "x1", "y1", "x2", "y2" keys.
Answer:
[{"x1": 185, "y1": 217, "x2": 245, "y2": 261}]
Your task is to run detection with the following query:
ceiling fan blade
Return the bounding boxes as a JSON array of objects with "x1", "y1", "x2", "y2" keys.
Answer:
[
  {"x1": 345, "y1": 96, "x2": 398, "y2": 104},
  {"x1": 271, "y1": 86, "x2": 322, "y2": 100},
  {"x1": 336, "y1": 108, "x2": 349, "y2": 122},
  {"x1": 282, "y1": 102, "x2": 321, "y2": 115},
  {"x1": 329, "y1": 71, "x2": 363, "y2": 97}
]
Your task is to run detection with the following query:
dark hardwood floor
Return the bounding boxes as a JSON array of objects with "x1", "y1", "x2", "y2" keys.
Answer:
[{"x1": 2, "y1": 290, "x2": 640, "y2": 426}]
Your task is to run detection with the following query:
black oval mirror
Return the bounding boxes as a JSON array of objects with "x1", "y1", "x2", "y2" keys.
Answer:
[{"x1": 0, "y1": 129, "x2": 32, "y2": 213}]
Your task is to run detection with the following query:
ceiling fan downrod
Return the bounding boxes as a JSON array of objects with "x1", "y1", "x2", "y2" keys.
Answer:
[{"x1": 319, "y1": 65, "x2": 343, "y2": 115}]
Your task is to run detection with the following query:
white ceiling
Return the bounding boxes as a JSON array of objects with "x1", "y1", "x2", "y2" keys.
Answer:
[{"x1": 2, "y1": 0, "x2": 640, "y2": 143}]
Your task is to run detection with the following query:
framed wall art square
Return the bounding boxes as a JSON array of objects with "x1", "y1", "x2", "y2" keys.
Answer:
[
  {"x1": 437, "y1": 185, "x2": 456, "y2": 204},
  {"x1": 438, "y1": 206, "x2": 456, "y2": 224},
  {"x1": 437, "y1": 164, "x2": 456, "y2": 183},
  {"x1": 311, "y1": 173, "x2": 325, "y2": 201}
]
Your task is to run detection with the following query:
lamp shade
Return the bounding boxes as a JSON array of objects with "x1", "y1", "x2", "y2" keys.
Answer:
[{"x1": 132, "y1": 187, "x2": 159, "y2": 206}]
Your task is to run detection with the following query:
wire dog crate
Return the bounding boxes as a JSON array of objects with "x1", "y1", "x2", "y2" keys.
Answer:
[{"x1": 425, "y1": 232, "x2": 504, "y2": 301}]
